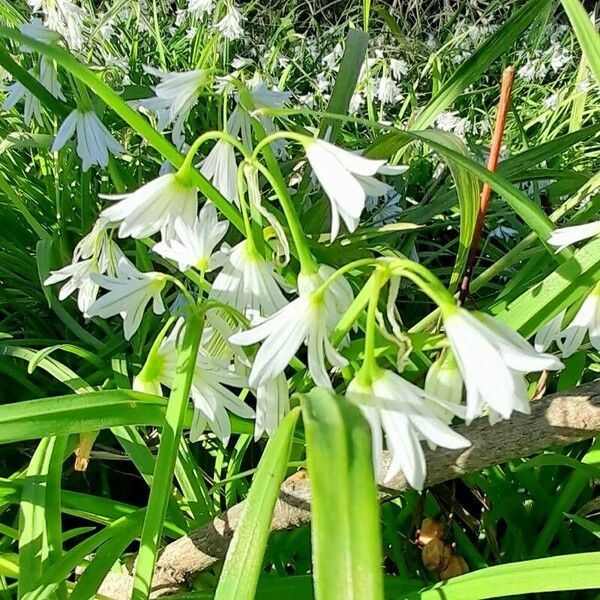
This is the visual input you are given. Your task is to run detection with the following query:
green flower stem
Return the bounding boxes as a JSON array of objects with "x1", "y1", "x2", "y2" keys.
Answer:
[
  {"x1": 313, "y1": 258, "x2": 379, "y2": 301},
  {"x1": 251, "y1": 130, "x2": 308, "y2": 161},
  {"x1": 362, "y1": 269, "x2": 387, "y2": 378},
  {"x1": 236, "y1": 162, "x2": 258, "y2": 251},
  {"x1": 162, "y1": 274, "x2": 196, "y2": 307},
  {"x1": 179, "y1": 130, "x2": 252, "y2": 181},
  {"x1": 131, "y1": 309, "x2": 204, "y2": 600},
  {"x1": 252, "y1": 161, "x2": 317, "y2": 276}
]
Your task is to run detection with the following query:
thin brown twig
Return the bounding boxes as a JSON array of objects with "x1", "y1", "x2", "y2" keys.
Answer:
[{"x1": 458, "y1": 66, "x2": 515, "y2": 305}]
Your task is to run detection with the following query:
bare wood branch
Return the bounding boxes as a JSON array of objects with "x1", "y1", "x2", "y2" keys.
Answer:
[{"x1": 99, "y1": 381, "x2": 600, "y2": 598}]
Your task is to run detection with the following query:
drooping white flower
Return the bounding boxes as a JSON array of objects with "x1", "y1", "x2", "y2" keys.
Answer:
[
  {"x1": 229, "y1": 264, "x2": 353, "y2": 388},
  {"x1": 52, "y1": 110, "x2": 124, "y2": 171},
  {"x1": 199, "y1": 133, "x2": 240, "y2": 204},
  {"x1": 442, "y1": 308, "x2": 563, "y2": 424},
  {"x1": 44, "y1": 219, "x2": 119, "y2": 316},
  {"x1": 557, "y1": 287, "x2": 600, "y2": 358},
  {"x1": 141, "y1": 68, "x2": 209, "y2": 147},
  {"x1": 88, "y1": 257, "x2": 166, "y2": 340},
  {"x1": 134, "y1": 319, "x2": 255, "y2": 444},
  {"x1": 100, "y1": 173, "x2": 197, "y2": 241},
  {"x1": 377, "y1": 76, "x2": 400, "y2": 104},
  {"x1": 304, "y1": 139, "x2": 404, "y2": 240},
  {"x1": 2, "y1": 73, "x2": 43, "y2": 127},
  {"x1": 254, "y1": 373, "x2": 289, "y2": 440},
  {"x1": 346, "y1": 369, "x2": 470, "y2": 489},
  {"x1": 209, "y1": 240, "x2": 290, "y2": 322},
  {"x1": 153, "y1": 204, "x2": 228, "y2": 272},
  {"x1": 547, "y1": 221, "x2": 600, "y2": 251},
  {"x1": 28, "y1": 0, "x2": 86, "y2": 50},
  {"x1": 389, "y1": 58, "x2": 408, "y2": 80},
  {"x1": 534, "y1": 309, "x2": 566, "y2": 352},
  {"x1": 216, "y1": 4, "x2": 244, "y2": 40},
  {"x1": 188, "y1": 0, "x2": 213, "y2": 16}
]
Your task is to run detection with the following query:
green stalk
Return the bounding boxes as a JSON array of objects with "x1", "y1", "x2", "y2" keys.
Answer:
[{"x1": 131, "y1": 310, "x2": 204, "y2": 600}]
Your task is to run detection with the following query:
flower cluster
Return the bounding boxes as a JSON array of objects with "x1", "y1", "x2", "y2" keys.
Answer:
[{"x1": 4, "y1": 7, "x2": 586, "y2": 494}]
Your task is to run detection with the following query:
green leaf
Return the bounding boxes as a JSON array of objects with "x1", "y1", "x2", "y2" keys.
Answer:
[
  {"x1": 560, "y1": 0, "x2": 600, "y2": 85},
  {"x1": 413, "y1": 552, "x2": 600, "y2": 599},
  {"x1": 300, "y1": 388, "x2": 383, "y2": 600},
  {"x1": 412, "y1": 0, "x2": 552, "y2": 129},
  {"x1": 214, "y1": 407, "x2": 301, "y2": 600},
  {"x1": 565, "y1": 513, "x2": 600, "y2": 540}
]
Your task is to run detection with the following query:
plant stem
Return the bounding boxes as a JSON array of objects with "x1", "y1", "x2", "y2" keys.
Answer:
[
  {"x1": 458, "y1": 66, "x2": 515, "y2": 304},
  {"x1": 131, "y1": 310, "x2": 203, "y2": 600}
]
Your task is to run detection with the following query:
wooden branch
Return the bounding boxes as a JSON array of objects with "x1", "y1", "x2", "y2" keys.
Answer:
[{"x1": 99, "y1": 381, "x2": 600, "y2": 598}]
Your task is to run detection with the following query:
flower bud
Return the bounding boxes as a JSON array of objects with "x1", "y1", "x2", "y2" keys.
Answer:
[{"x1": 425, "y1": 351, "x2": 463, "y2": 425}]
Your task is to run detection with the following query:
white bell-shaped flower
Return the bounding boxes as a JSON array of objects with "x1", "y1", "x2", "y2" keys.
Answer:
[
  {"x1": 88, "y1": 257, "x2": 166, "y2": 340},
  {"x1": 304, "y1": 139, "x2": 404, "y2": 240},
  {"x1": 254, "y1": 373, "x2": 290, "y2": 440},
  {"x1": 100, "y1": 173, "x2": 197, "y2": 241},
  {"x1": 443, "y1": 308, "x2": 563, "y2": 424},
  {"x1": 534, "y1": 309, "x2": 566, "y2": 353},
  {"x1": 557, "y1": 287, "x2": 600, "y2": 358},
  {"x1": 424, "y1": 351, "x2": 463, "y2": 425},
  {"x1": 209, "y1": 240, "x2": 290, "y2": 322},
  {"x1": 346, "y1": 368, "x2": 470, "y2": 490},
  {"x1": 153, "y1": 203, "x2": 228, "y2": 272},
  {"x1": 52, "y1": 110, "x2": 124, "y2": 171},
  {"x1": 216, "y1": 4, "x2": 244, "y2": 40}
]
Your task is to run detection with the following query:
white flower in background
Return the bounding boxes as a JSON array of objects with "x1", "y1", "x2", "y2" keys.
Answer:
[
  {"x1": 44, "y1": 219, "x2": 118, "y2": 315},
  {"x1": 556, "y1": 287, "x2": 600, "y2": 358},
  {"x1": 28, "y1": 0, "x2": 86, "y2": 50},
  {"x1": 543, "y1": 94, "x2": 559, "y2": 110},
  {"x1": 2, "y1": 72, "x2": 43, "y2": 126},
  {"x1": 209, "y1": 240, "x2": 290, "y2": 322},
  {"x1": 254, "y1": 373, "x2": 289, "y2": 440},
  {"x1": 434, "y1": 111, "x2": 470, "y2": 140},
  {"x1": 547, "y1": 221, "x2": 600, "y2": 251},
  {"x1": 443, "y1": 308, "x2": 563, "y2": 424},
  {"x1": 141, "y1": 68, "x2": 208, "y2": 147},
  {"x1": 534, "y1": 309, "x2": 566, "y2": 352},
  {"x1": 230, "y1": 264, "x2": 352, "y2": 388},
  {"x1": 489, "y1": 225, "x2": 518, "y2": 240},
  {"x1": 389, "y1": 58, "x2": 408, "y2": 80},
  {"x1": 199, "y1": 132, "x2": 240, "y2": 204},
  {"x1": 305, "y1": 139, "x2": 403, "y2": 240},
  {"x1": 88, "y1": 257, "x2": 166, "y2": 340},
  {"x1": 216, "y1": 4, "x2": 244, "y2": 40},
  {"x1": 349, "y1": 92, "x2": 364, "y2": 115},
  {"x1": 52, "y1": 110, "x2": 124, "y2": 171},
  {"x1": 377, "y1": 76, "x2": 400, "y2": 104},
  {"x1": 153, "y1": 204, "x2": 228, "y2": 272},
  {"x1": 424, "y1": 352, "x2": 463, "y2": 425},
  {"x1": 550, "y1": 46, "x2": 571, "y2": 72},
  {"x1": 346, "y1": 369, "x2": 470, "y2": 489},
  {"x1": 134, "y1": 319, "x2": 255, "y2": 444},
  {"x1": 100, "y1": 173, "x2": 197, "y2": 241}
]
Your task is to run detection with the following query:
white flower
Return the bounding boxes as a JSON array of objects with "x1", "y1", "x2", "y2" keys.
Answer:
[
  {"x1": 389, "y1": 58, "x2": 408, "y2": 80},
  {"x1": 543, "y1": 93, "x2": 559, "y2": 110},
  {"x1": 547, "y1": 221, "x2": 600, "y2": 251},
  {"x1": 377, "y1": 76, "x2": 400, "y2": 104},
  {"x1": 153, "y1": 204, "x2": 228, "y2": 272},
  {"x1": 489, "y1": 225, "x2": 518, "y2": 240},
  {"x1": 209, "y1": 240, "x2": 289, "y2": 322},
  {"x1": 199, "y1": 135, "x2": 239, "y2": 203},
  {"x1": 134, "y1": 319, "x2": 254, "y2": 444},
  {"x1": 254, "y1": 373, "x2": 289, "y2": 440},
  {"x1": 141, "y1": 68, "x2": 208, "y2": 147},
  {"x1": 443, "y1": 308, "x2": 563, "y2": 423},
  {"x1": 188, "y1": 0, "x2": 213, "y2": 16},
  {"x1": 534, "y1": 309, "x2": 566, "y2": 352},
  {"x1": 44, "y1": 220, "x2": 119, "y2": 316},
  {"x1": 346, "y1": 369, "x2": 470, "y2": 489},
  {"x1": 2, "y1": 73, "x2": 43, "y2": 127},
  {"x1": 52, "y1": 110, "x2": 124, "y2": 171},
  {"x1": 304, "y1": 139, "x2": 402, "y2": 240},
  {"x1": 229, "y1": 265, "x2": 352, "y2": 388},
  {"x1": 28, "y1": 0, "x2": 86, "y2": 50},
  {"x1": 434, "y1": 111, "x2": 470, "y2": 140},
  {"x1": 216, "y1": 4, "x2": 244, "y2": 40},
  {"x1": 348, "y1": 92, "x2": 364, "y2": 115},
  {"x1": 88, "y1": 257, "x2": 166, "y2": 340},
  {"x1": 100, "y1": 173, "x2": 197, "y2": 241},
  {"x1": 557, "y1": 288, "x2": 600, "y2": 358}
]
